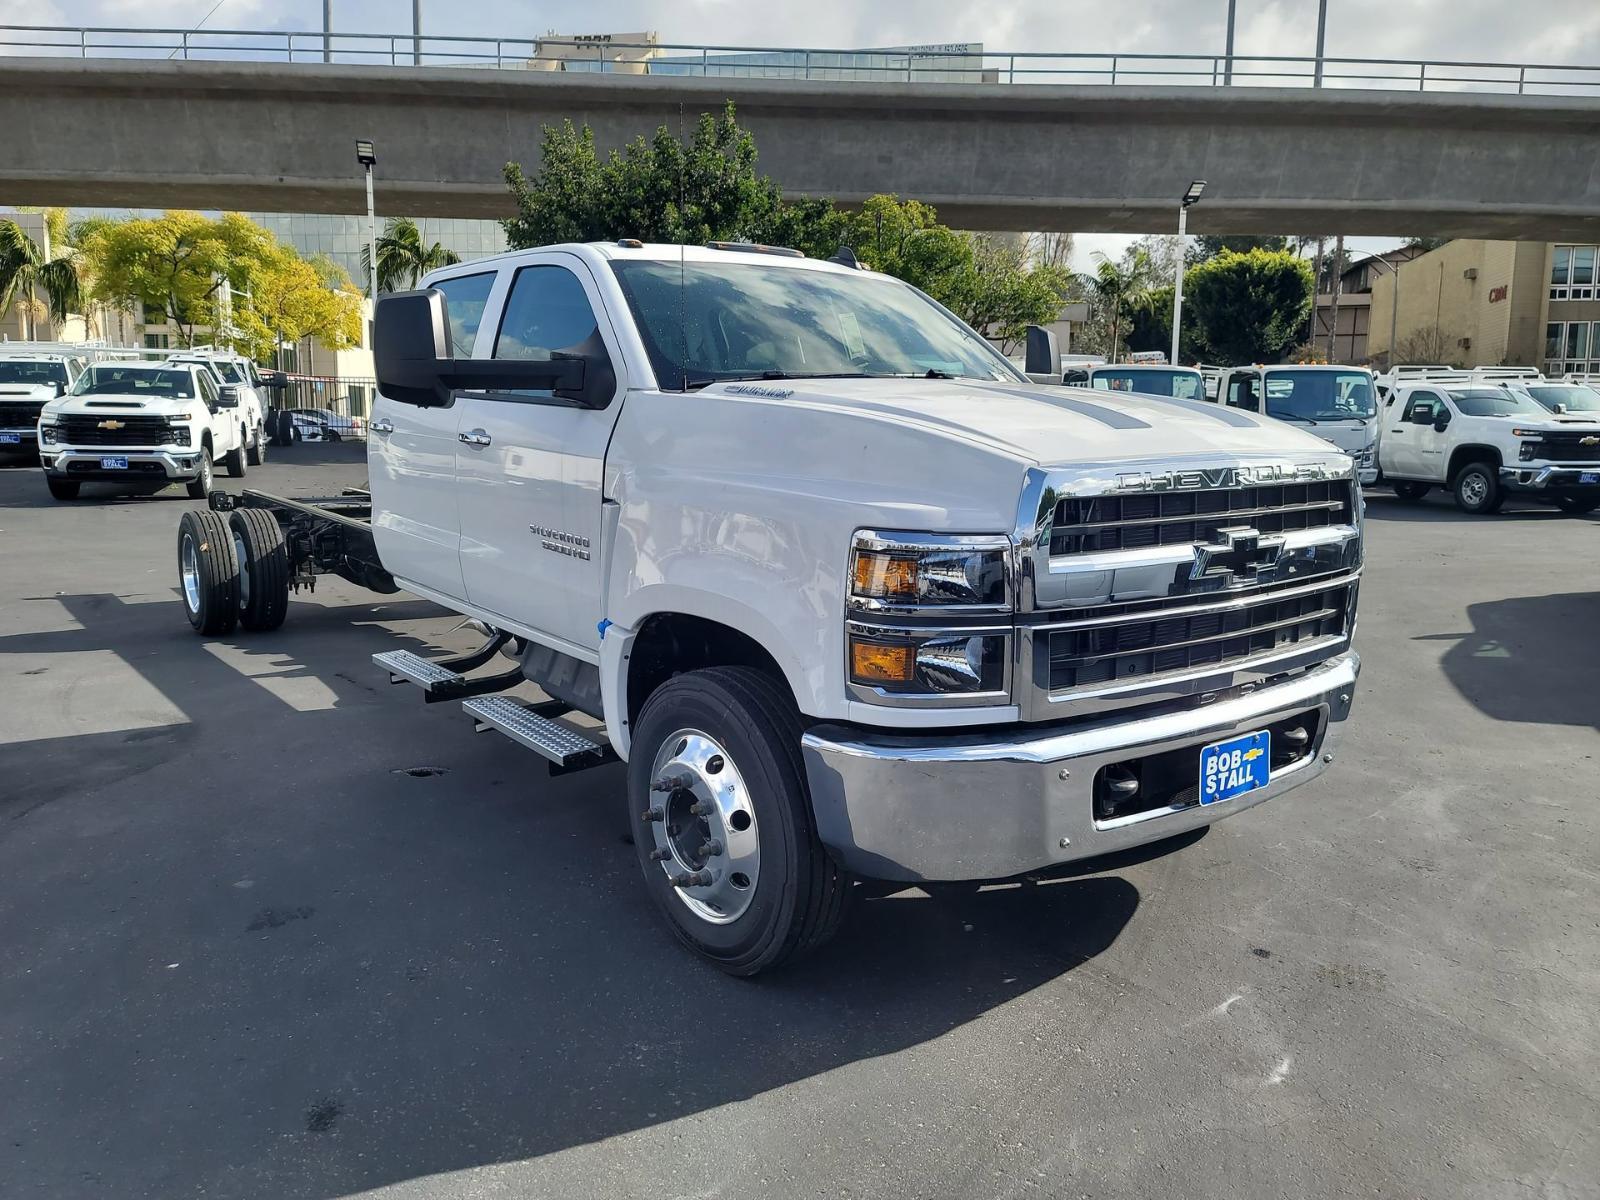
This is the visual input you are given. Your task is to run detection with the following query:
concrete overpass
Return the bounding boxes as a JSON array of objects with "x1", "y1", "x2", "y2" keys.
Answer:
[{"x1": 3, "y1": 58, "x2": 1599, "y2": 239}]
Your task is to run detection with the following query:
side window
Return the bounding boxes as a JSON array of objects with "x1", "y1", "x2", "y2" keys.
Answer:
[
  {"x1": 490, "y1": 265, "x2": 601, "y2": 398},
  {"x1": 433, "y1": 272, "x2": 497, "y2": 357},
  {"x1": 197, "y1": 373, "x2": 218, "y2": 411},
  {"x1": 1402, "y1": 391, "x2": 1437, "y2": 423},
  {"x1": 1227, "y1": 376, "x2": 1259, "y2": 411}
]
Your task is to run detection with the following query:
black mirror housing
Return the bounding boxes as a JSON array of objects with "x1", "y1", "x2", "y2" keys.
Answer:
[
  {"x1": 217, "y1": 385, "x2": 240, "y2": 409},
  {"x1": 1024, "y1": 325, "x2": 1060, "y2": 378},
  {"x1": 376, "y1": 288, "x2": 611, "y2": 408},
  {"x1": 1433, "y1": 413, "x2": 1452, "y2": 432}
]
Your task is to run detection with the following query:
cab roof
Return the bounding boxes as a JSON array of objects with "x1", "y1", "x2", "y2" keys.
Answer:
[{"x1": 436, "y1": 240, "x2": 877, "y2": 280}]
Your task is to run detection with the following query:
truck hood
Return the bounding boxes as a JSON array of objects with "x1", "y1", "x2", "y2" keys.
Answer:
[
  {"x1": 45, "y1": 394, "x2": 195, "y2": 417},
  {"x1": 704, "y1": 378, "x2": 1338, "y2": 467}
]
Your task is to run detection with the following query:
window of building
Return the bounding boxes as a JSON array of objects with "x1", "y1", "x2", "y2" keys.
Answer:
[
  {"x1": 143, "y1": 333, "x2": 169, "y2": 349},
  {"x1": 1546, "y1": 322, "x2": 1564, "y2": 361},
  {"x1": 1572, "y1": 248, "x2": 1596, "y2": 300},
  {"x1": 1569, "y1": 322, "x2": 1592, "y2": 362},
  {"x1": 1551, "y1": 245, "x2": 1600, "y2": 301},
  {"x1": 1551, "y1": 246, "x2": 1572, "y2": 299}
]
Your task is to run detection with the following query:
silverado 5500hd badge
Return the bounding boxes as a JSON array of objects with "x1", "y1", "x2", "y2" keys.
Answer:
[{"x1": 531, "y1": 525, "x2": 591, "y2": 561}]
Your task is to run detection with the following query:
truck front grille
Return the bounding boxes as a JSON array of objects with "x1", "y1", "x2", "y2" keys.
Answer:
[
  {"x1": 1533, "y1": 433, "x2": 1600, "y2": 462},
  {"x1": 0, "y1": 401, "x2": 43, "y2": 428},
  {"x1": 1047, "y1": 580, "x2": 1354, "y2": 691},
  {"x1": 1050, "y1": 480, "x2": 1355, "y2": 556},
  {"x1": 57, "y1": 415, "x2": 174, "y2": 446}
]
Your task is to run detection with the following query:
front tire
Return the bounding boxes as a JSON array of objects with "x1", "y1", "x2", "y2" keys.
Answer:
[
  {"x1": 1392, "y1": 479, "x2": 1430, "y2": 501},
  {"x1": 1555, "y1": 494, "x2": 1600, "y2": 515},
  {"x1": 177, "y1": 509, "x2": 239, "y2": 635},
  {"x1": 228, "y1": 508, "x2": 290, "y2": 631},
  {"x1": 246, "y1": 424, "x2": 265, "y2": 466},
  {"x1": 223, "y1": 437, "x2": 247, "y2": 478},
  {"x1": 46, "y1": 476, "x2": 80, "y2": 501},
  {"x1": 628, "y1": 666, "x2": 852, "y2": 976},
  {"x1": 1452, "y1": 462, "x2": 1504, "y2": 514},
  {"x1": 185, "y1": 450, "x2": 215, "y2": 500}
]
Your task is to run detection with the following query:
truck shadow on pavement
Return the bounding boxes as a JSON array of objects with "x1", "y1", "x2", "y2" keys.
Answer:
[
  {"x1": 1363, "y1": 493, "x2": 1593, "y2": 524},
  {"x1": 1419, "y1": 590, "x2": 1600, "y2": 729},
  {"x1": 0, "y1": 586, "x2": 1143, "y2": 1198}
]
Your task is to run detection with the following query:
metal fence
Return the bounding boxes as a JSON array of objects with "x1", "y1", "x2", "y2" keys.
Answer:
[
  {"x1": 3, "y1": 25, "x2": 1600, "y2": 96},
  {"x1": 267, "y1": 375, "x2": 375, "y2": 443}
]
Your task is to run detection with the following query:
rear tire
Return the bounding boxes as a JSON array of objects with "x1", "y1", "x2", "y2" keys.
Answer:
[
  {"x1": 276, "y1": 409, "x2": 296, "y2": 446},
  {"x1": 1391, "y1": 479, "x2": 1429, "y2": 501},
  {"x1": 1452, "y1": 462, "x2": 1503, "y2": 514},
  {"x1": 228, "y1": 508, "x2": 290, "y2": 631},
  {"x1": 1555, "y1": 494, "x2": 1600, "y2": 514},
  {"x1": 177, "y1": 509, "x2": 239, "y2": 635},
  {"x1": 46, "y1": 476, "x2": 80, "y2": 501},
  {"x1": 628, "y1": 666, "x2": 852, "y2": 976},
  {"x1": 185, "y1": 450, "x2": 215, "y2": 500}
]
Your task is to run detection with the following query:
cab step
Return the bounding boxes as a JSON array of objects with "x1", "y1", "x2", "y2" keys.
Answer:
[
  {"x1": 373, "y1": 647, "x2": 523, "y2": 703},
  {"x1": 463, "y1": 695, "x2": 615, "y2": 774}
]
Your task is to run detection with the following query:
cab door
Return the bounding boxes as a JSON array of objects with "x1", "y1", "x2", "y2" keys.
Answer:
[
  {"x1": 367, "y1": 268, "x2": 498, "y2": 601},
  {"x1": 452, "y1": 254, "x2": 626, "y2": 658},
  {"x1": 1386, "y1": 389, "x2": 1440, "y2": 478}
]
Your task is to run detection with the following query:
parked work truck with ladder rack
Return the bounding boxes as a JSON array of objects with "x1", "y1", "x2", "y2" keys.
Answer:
[{"x1": 177, "y1": 241, "x2": 1363, "y2": 975}]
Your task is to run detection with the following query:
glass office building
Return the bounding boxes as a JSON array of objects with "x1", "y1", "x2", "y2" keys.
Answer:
[{"x1": 244, "y1": 213, "x2": 509, "y2": 287}]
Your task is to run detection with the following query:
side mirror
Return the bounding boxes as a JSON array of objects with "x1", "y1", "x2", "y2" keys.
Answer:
[
  {"x1": 1554, "y1": 402, "x2": 1567, "y2": 415},
  {"x1": 261, "y1": 371, "x2": 287, "y2": 392},
  {"x1": 1023, "y1": 325, "x2": 1060, "y2": 381},
  {"x1": 1433, "y1": 412, "x2": 1452, "y2": 433},
  {"x1": 217, "y1": 385, "x2": 240, "y2": 409},
  {"x1": 55, "y1": 381, "x2": 67, "y2": 397},
  {"x1": 375, "y1": 289, "x2": 600, "y2": 407}
]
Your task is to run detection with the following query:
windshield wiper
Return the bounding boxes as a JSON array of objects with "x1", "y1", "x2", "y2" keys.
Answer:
[
  {"x1": 757, "y1": 371, "x2": 872, "y2": 381},
  {"x1": 1270, "y1": 412, "x2": 1321, "y2": 425}
]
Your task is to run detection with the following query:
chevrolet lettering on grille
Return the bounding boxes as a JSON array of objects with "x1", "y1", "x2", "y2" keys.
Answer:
[{"x1": 1189, "y1": 527, "x2": 1286, "y2": 591}]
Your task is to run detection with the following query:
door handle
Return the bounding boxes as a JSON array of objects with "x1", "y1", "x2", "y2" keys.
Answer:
[
  {"x1": 459, "y1": 429, "x2": 492, "y2": 447},
  {"x1": 1391, "y1": 428, "x2": 1405, "y2": 433},
  {"x1": 371, "y1": 418, "x2": 394, "y2": 434}
]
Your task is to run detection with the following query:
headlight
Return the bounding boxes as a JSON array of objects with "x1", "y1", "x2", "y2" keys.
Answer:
[
  {"x1": 848, "y1": 530, "x2": 1010, "y2": 613},
  {"x1": 40, "y1": 425, "x2": 57, "y2": 445},
  {"x1": 846, "y1": 530, "x2": 1013, "y2": 706},
  {"x1": 1519, "y1": 439, "x2": 1541, "y2": 461}
]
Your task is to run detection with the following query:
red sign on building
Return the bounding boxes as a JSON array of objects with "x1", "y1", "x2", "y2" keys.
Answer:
[{"x1": 1489, "y1": 285, "x2": 1508, "y2": 303}]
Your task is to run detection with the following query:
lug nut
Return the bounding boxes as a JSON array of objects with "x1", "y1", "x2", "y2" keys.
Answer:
[
  {"x1": 670, "y1": 870, "x2": 714, "y2": 888},
  {"x1": 651, "y1": 772, "x2": 693, "y2": 792},
  {"x1": 648, "y1": 847, "x2": 672, "y2": 862},
  {"x1": 689, "y1": 801, "x2": 715, "y2": 817},
  {"x1": 641, "y1": 806, "x2": 664, "y2": 823},
  {"x1": 697, "y1": 840, "x2": 723, "y2": 858}
]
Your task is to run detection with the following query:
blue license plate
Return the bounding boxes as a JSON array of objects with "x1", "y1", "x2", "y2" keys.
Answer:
[
  {"x1": 1200, "y1": 731, "x2": 1271, "y2": 805},
  {"x1": 1580, "y1": 473, "x2": 1599, "y2": 485},
  {"x1": 0, "y1": 432, "x2": 19, "y2": 444},
  {"x1": 100, "y1": 456, "x2": 128, "y2": 470}
]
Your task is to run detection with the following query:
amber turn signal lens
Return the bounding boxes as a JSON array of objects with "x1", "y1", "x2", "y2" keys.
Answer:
[
  {"x1": 852, "y1": 551, "x2": 919, "y2": 600},
  {"x1": 850, "y1": 639, "x2": 916, "y2": 684}
]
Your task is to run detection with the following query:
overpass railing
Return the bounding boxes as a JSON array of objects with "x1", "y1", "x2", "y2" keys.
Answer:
[{"x1": 2, "y1": 26, "x2": 1600, "y2": 96}]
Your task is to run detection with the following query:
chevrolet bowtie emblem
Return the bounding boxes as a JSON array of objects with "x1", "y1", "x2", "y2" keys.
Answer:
[
  {"x1": 1191, "y1": 527, "x2": 1286, "y2": 589},
  {"x1": 1581, "y1": 436, "x2": 1599, "y2": 446},
  {"x1": 98, "y1": 419, "x2": 125, "y2": 430}
]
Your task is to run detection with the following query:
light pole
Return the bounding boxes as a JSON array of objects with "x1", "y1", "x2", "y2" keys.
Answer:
[
  {"x1": 1223, "y1": 0, "x2": 1236, "y2": 85},
  {"x1": 356, "y1": 140, "x2": 378, "y2": 339},
  {"x1": 322, "y1": 0, "x2": 331, "y2": 63},
  {"x1": 1314, "y1": 0, "x2": 1329, "y2": 86},
  {"x1": 1172, "y1": 180, "x2": 1206, "y2": 366}
]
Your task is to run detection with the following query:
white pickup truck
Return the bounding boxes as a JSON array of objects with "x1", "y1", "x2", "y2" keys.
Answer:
[
  {"x1": 1377, "y1": 380, "x2": 1600, "y2": 513},
  {"x1": 0, "y1": 351, "x2": 84, "y2": 459},
  {"x1": 179, "y1": 241, "x2": 1364, "y2": 974},
  {"x1": 39, "y1": 360, "x2": 253, "y2": 500}
]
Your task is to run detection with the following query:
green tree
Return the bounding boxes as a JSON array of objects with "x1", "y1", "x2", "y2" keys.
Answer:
[
  {"x1": 1084, "y1": 249, "x2": 1156, "y2": 364},
  {"x1": 360, "y1": 217, "x2": 462, "y2": 295},
  {"x1": 233, "y1": 247, "x2": 364, "y2": 361},
  {"x1": 944, "y1": 235, "x2": 1073, "y2": 353},
  {"x1": 1188, "y1": 234, "x2": 1289, "y2": 266},
  {"x1": 1183, "y1": 248, "x2": 1314, "y2": 365},
  {"x1": 0, "y1": 217, "x2": 82, "y2": 340}
]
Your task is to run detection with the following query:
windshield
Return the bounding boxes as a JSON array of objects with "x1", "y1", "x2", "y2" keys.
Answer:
[
  {"x1": 1090, "y1": 369, "x2": 1203, "y2": 399},
  {"x1": 1449, "y1": 387, "x2": 1545, "y2": 417},
  {"x1": 1263, "y1": 371, "x2": 1375, "y2": 422},
  {"x1": 0, "y1": 360, "x2": 68, "y2": 388},
  {"x1": 1526, "y1": 384, "x2": 1600, "y2": 413},
  {"x1": 72, "y1": 366, "x2": 195, "y2": 399},
  {"x1": 609, "y1": 260, "x2": 1023, "y2": 389}
]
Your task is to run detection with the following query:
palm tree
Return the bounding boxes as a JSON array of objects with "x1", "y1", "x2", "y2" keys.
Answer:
[
  {"x1": 360, "y1": 218, "x2": 462, "y2": 295},
  {"x1": 1086, "y1": 248, "x2": 1154, "y2": 364},
  {"x1": 0, "y1": 217, "x2": 82, "y2": 340}
]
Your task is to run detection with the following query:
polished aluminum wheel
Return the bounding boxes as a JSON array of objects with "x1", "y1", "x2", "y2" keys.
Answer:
[
  {"x1": 180, "y1": 533, "x2": 200, "y2": 613},
  {"x1": 232, "y1": 530, "x2": 251, "y2": 612},
  {"x1": 646, "y1": 728, "x2": 760, "y2": 924}
]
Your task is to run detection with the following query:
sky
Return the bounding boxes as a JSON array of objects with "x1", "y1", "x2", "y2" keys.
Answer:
[{"x1": 5, "y1": 0, "x2": 1596, "y2": 267}]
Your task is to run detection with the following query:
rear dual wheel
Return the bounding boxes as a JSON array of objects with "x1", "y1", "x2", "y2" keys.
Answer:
[
  {"x1": 228, "y1": 508, "x2": 290, "y2": 631},
  {"x1": 178, "y1": 510, "x2": 239, "y2": 636}
]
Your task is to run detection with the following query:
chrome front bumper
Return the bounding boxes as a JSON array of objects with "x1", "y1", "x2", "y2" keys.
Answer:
[
  {"x1": 801, "y1": 652, "x2": 1359, "y2": 882},
  {"x1": 43, "y1": 446, "x2": 203, "y2": 480},
  {"x1": 1500, "y1": 465, "x2": 1600, "y2": 491}
]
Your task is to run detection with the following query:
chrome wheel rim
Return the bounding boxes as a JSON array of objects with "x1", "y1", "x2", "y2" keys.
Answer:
[
  {"x1": 647, "y1": 728, "x2": 760, "y2": 924},
  {"x1": 1460, "y1": 473, "x2": 1487, "y2": 506},
  {"x1": 180, "y1": 533, "x2": 200, "y2": 613},
  {"x1": 233, "y1": 531, "x2": 250, "y2": 611}
]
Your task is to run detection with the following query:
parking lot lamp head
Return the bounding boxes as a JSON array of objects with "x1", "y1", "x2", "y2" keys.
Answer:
[
  {"x1": 355, "y1": 140, "x2": 376, "y2": 166},
  {"x1": 1182, "y1": 179, "x2": 1207, "y2": 208}
]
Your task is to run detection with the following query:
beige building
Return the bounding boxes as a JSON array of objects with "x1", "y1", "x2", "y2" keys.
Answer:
[
  {"x1": 0, "y1": 211, "x2": 138, "y2": 347},
  {"x1": 1367, "y1": 239, "x2": 1599, "y2": 373}
]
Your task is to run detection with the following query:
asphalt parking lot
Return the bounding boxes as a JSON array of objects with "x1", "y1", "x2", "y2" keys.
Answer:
[{"x1": 1, "y1": 447, "x2": 1597, "y2": 1200}]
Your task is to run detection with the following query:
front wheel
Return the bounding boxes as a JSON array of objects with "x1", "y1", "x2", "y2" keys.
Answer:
[
  {"x1": 177, "y1": 509, "x2": 240, "y2": 635},
  {"x1": 1453, "y1": 462, "x2": 1504, "y2": 515},
  {"x1": 246, "y1": 424, "x2": 266, "y2": 466},
  {"x1": 223, "y1": 438, "x2": 247, "y2": 478},
  {"x1": 46, "y1": 476, "x2": 80, "y2": 501},
  {"x1": 1392, "y1": 479, "x2": 1430, "y2": 501},
  {"x1": 628, "y1": 666, "x2": 853, "y2": 976},
  {"x1": 1555, "y1": 494, "x2": 1600, "y2": 515},
  {"x1": 185, "y1": 451, "x2": 215, "y2": 500}
]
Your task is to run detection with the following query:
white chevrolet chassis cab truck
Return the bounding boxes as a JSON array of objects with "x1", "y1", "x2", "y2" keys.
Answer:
[
  {"x1": 177, "y1": 242, "x2": 1364, "y2": 974},
  {"x1": 1376, "y1": 380, "x2": 1600, "y2": 514},
  {"x1": 40, "y1": 360, "x2": 258, "y2": 501}
]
